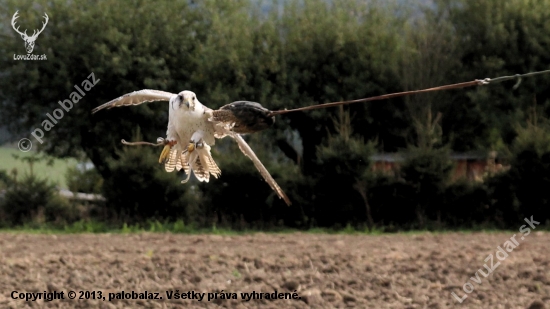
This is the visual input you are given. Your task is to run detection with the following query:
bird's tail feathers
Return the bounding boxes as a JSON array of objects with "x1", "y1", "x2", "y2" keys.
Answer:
[
  {"x1": 164, "y1": 147, "x2": 191, "y2": 175},
  {"x1": 189, "y1": 151, "x2": 210, "y2": 182},
  {"x1": 164, "y1": 148, "x2": 180, "y2": 172},
  {"x1": 185, "y1": 143, "x2": 221, "y2": 183},
  {"x1": 198, "y1": 144, "x2": 221, "y2": 179},
  {"x1": 164, "y1": 142, "x2": 221, "y2": 184}
]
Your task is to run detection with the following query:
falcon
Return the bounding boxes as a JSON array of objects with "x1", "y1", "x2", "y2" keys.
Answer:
[{"x1": 92, "y1": 89, "x2": 291, "y2": 206}]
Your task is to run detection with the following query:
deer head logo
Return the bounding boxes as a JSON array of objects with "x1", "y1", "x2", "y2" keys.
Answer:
[{"x1": 11, "y1": 11, "x2": 49, "y2": 54}]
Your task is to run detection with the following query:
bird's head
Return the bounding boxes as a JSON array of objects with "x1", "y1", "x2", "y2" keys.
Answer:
[{"x1": 176, "y1": 90, "x2": 199, "y2": 111}]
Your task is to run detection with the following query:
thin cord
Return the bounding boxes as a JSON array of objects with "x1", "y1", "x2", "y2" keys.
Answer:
[
  {"x1": 121, "y1": 139, "x2": 163, "y2": 147},
  {"x1": 268, "y1": 69, "x2": 550, "y2": 117}
]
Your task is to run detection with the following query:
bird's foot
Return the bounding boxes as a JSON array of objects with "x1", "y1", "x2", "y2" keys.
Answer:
[
  {"x1": 181, "y1": 171, "x2": 192, "y2": 184},
  {"x1": 187, "y1": 140, "x2": 204, "y2": 153},
  {"x1": 159, "y1": 139, "x2": 177, "y2": 163}
]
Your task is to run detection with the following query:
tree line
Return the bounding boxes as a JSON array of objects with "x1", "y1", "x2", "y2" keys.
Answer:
[{"x1": 0, "y1": 0, "x2": 549, "y2": 230}]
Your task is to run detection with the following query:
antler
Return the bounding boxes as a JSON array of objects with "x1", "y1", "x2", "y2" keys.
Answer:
[
  {"x1": 29, "y1": 13, "x2": 48, "y2": 39},
  {"x1": 11, "y1": 11, "x2": 28, "y2": 38}
]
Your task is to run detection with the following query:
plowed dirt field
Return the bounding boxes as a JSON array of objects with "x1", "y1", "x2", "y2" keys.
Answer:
[{"x1": 0, "y1": 232, "x2": 548, "y2": 308}]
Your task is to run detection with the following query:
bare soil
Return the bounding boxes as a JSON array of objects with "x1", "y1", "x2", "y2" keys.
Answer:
[{"x1": 0, "y1": 232, "x2": 548, "y2": 309}]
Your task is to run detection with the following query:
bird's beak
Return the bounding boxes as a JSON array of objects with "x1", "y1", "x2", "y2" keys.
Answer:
[
  {"x1": 179, "y1": 96, "x2": 191, "y2": 109},
  {"x1": 188, "y1": 143, "x2": 195, "y2": 153}
]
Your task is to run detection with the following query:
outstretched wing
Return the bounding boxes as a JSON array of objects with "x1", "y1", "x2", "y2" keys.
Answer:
[
  {"x1": 92, "y1": 89, "x2": 175, "y2": 114},
  {"x1": 229, "y1": 132, "x2": 291, "y2": 206}
]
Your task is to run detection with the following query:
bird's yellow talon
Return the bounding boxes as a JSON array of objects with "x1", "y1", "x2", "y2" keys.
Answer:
[
  {"x1": 159, "y1": 144, "x2": 171, "y2": 163},
  {"x1": 188, "y1": 143, "x2": 195, "y2": 153}
]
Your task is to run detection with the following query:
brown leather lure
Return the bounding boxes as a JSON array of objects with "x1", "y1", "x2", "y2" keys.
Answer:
[{"x1": 211, "y1": 101, "x2": 275, "y2": 134}]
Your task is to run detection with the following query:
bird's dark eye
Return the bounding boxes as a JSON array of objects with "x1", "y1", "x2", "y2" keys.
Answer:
[{"x1": 193, "y1": 96, "x2": 196, "y2": 101}]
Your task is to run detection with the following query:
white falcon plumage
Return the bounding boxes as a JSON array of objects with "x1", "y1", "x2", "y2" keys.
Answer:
[{"x1": 92, "y1": 89, "x2": 291, "y2": 206}]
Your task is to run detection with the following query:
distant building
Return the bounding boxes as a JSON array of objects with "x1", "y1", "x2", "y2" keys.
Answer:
[{"x1": 370, "y1": 152, "x2": 510, "y2": 182}]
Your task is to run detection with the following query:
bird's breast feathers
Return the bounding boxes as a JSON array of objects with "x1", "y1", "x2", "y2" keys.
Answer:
[{"x1": 169, "y1": 104, "x2": 216, "y2": 145}]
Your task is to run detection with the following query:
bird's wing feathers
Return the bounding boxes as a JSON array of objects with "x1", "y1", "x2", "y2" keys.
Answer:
[
  {"x1": 230, "y1": 133, "x2": 291, "y2": 206},
  {"x1": 92, "y1": 89, "x2": 175, "y2": 114}
]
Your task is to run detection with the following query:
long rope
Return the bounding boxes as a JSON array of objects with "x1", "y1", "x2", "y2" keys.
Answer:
[{"x1": 268, "y1": 69, "x2": 550, "y2": 117}]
